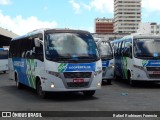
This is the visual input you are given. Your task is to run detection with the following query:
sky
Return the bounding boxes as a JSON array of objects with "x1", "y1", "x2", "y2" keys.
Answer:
[{"x1": 0, "y1": 0, "x2": 160, "y2": 35}]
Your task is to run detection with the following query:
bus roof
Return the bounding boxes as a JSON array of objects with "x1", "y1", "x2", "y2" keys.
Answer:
[
  {"x1": 111, "y1": 34, "x2": 160, "y2": 43},
  {"x1": 12, "y1": 28, "x2": 90, "y2": 41},
  {"x1": 124, "y1": 33, "x2": 160, "y2": 39}
]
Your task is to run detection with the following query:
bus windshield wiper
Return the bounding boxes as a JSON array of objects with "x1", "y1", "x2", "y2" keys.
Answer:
[{"x1": 77, "y1": 56, "x2": 100, "y2": 61}]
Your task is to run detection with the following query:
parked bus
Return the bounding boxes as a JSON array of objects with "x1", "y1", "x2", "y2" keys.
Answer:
[
  {"x1": 111, "y1": 34, "x2": 160, "y2": 85},
  {"x1": 0, "y1": 48, "x2": 9, "y2": 73},
  {"x1": 94, "y1": 37, "x2": 101, "y2": 44},
  {"x1": 97, "y1": 40, "x2": 114, "y2": 84},
  {"x1": 9, "y1": 29, "x2": 102, "y2": 98},
  {"x1": 0, "y1": 38, "x2": 11, "y2": 73}
]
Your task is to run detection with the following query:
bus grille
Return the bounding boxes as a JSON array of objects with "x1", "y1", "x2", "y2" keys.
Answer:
[
  {"x1": 147, "y1": 67, "x2": 160, "y2": 71},
  {"x1": 64, "y1": 72, "x2": 92, "y2": 78},
  {"x1": 67, "y1": 82, "x2": 89, "y2": 88},
  {"x1": 148, "y1": 74, "x2": 160, "y2": 79}
]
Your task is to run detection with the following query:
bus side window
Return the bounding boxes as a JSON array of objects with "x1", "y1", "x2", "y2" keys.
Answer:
[
  {"x1": 124, "y1": 42, "x2": 132, "y2": 58},
  {"x1": 10, "y1": 40, "x2": 20, "y2": 58},
  {"x1": 121, "y1": 41, "x2": 125, "y2": 57},
  {"x1": 21, "y1": 38, "x2": 32, "y2": 58},
  {"x1": 117, "y1": 42, "x2": 122, "y2": 57},
  {"x1": 35, "y1": 44, "x2": 44, "y2": 61},
  {"x1": 115, "y1": 43, "x2": 119, "y2": 56}
]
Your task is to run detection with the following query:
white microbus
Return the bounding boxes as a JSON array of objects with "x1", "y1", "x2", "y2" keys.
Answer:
[
  {"x1": 111, "y1": 34, "x2": 160, "y2": 86},
  {"x1": 0, "y1": 48, "x2": 8, "y2": 73},
  {"x1": 9, "y1": 29, "x2": 102, "y2": 98},
  {"x1": 97, "y1": 40, "x2": 114, "y2": 84},
  {"x1": 94, "y1": 37, "x2": 101, "y2": 44}
]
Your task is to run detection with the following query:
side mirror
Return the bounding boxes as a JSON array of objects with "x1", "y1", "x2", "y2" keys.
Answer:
[{"x1": 34, "y1": 38, "x2": 41, "y2": 47}]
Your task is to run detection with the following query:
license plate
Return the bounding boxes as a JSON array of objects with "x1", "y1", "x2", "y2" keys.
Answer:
[
  {"x1": 73, "y1": 78, "x2": 84, "y2": 83},
  {"x1": 153, "y1": 71, "x2": 160, "y2": 74}
]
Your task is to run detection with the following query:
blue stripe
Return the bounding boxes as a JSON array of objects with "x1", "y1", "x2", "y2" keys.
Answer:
[
  {"x1": 64, "y1": 63, "x2": 96, "y2": 72},
  {"x1": 144, "y1": 60, "x2": 160, "y2": 67}
]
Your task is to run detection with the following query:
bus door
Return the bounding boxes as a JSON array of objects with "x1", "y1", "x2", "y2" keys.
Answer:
[
  {"x1": 121, "y1": 40, "x2": 132, "y2": 79},
  {"x1": 115, "y1": 42, "x2": 123, "y2": 77}
]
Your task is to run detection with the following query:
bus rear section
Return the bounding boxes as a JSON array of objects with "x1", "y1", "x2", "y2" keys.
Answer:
[
  {"x1": 97, "y1": 40, "x2": 114, "y2": 84},
  {"x1": 9, "y1": 29, "x2": 102, "y2": 98},
  {"x1": 0, "y1": 48, "x2": 8, "y2": 73}
]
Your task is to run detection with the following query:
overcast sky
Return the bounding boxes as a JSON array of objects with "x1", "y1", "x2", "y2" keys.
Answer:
[{"x1": 0, "y1": 0, "x2": 160, "y2": 35}]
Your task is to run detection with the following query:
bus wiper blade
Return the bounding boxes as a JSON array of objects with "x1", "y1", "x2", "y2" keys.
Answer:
[
  {"x1": 137, "y1": 54, "x2": 153, "y2": 57},
  {"x1": 78, "y1": 56, "x2": 100, "y2": 61},
  {"x1": 47, "y1": 57, "x2": 59, "y2": 61}
]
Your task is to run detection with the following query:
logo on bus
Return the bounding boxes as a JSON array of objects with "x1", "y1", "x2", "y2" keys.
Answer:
[
  {"x1": 142, "y1": 60, "x2": 160, "y2": 67},
  {"x1": 58, "y1": 63, "x2": 95, "y2": 72},
  {"x1": 58, "y1": 63, "x2": 68, "y2": 72}
]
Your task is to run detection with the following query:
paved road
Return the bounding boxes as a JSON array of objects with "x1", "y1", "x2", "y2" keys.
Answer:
[{"x1": 0, "y1": 72, "x2": 160, "y2": 119}]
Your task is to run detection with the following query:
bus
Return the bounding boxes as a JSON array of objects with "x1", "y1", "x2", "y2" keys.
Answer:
[
  {"x1": 9, "y1": 29, "x2": 102, "y2": 98},
  {"x1": 111, "y1": 34, "x2": 160, "y2": 85},
  {"x1": 94, "y1": 37, "x2": 101, "y2": 44},
  {"x1": 0, "y1": 48, "x2": 9, "y2": 73},
  {"x1": 97, "y1": 40, "x2": 114, "y2": 84},
  {"x1": 0, "y1": 37, "x2": 11, "y2": 73}
]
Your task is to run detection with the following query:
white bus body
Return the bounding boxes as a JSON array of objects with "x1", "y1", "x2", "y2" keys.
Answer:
[
  {"x1": 97, "y1": 40, "x2": 114, "y2": 84},
  {"x1": 9, "y1": 29, "x2": 102, "y2": 98},
  {"x1": 111, "y1": 34, "x2": 160, "y2": 85},
  {"x1": 0, "y1": 48, "x2": 8, "y2": 73}
]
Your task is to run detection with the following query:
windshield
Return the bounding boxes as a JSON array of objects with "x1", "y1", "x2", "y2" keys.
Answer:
[
  {"x1": 45, "y1": 32, "x2": 100, "y2": 62},
  {"x1": 0, "y1": 50, "x2": 8, "y2": 59},
  {"x1": 99, "y1": 42, "x2": 113, "y2": 60},
  {"x1": 134, "y1": 38, "x2": 160, "y2": 59}
]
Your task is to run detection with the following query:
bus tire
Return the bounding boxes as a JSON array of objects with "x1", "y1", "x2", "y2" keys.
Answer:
[
  {"x1": 114, "y1": 73, "x2": 120, "y2": 81},
  {"x1": 3, "y1": 71, "x2": 6, "y2": 74},
  {"x1": 15, "y1": 74, "x2": 23, "y2": 89},
  {"x1": 128, "y1": 71, "x2": 136, "y2": 86},
  {"x1": 36, "y1": 80, "x2": 48, "y2": 99},
  {"x1": 107, "y1": 79, "x2": 112, "y2": 85},
  {"x1": 83, "y1": 90, "x2": 95, "y2": 97}
]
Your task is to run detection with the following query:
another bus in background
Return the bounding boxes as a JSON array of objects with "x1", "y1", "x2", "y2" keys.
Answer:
[
  {"x1": 97, "y1": 40, "x2": 114, "y2": 84},
  {"x1": 111, "y1": 34, "x2": 160, "y2": 86},
  {"x1": 94, "y1": 37, "x2": 101, "y2": 44},
  {"x1": 0, "y1": 47, "x2": 9, "y2": 73}
]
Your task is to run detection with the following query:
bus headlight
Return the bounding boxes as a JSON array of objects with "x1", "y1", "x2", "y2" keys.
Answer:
[
  {"x1": 97, "y1": 82, "x2": 101, "y2": 86},
  {"x1": 111, "y1": 65, "x2": 114, "y2": 68},
  {"x1": 133, "y1": 65, "x2": 144, "y2": 70},
  {"x1": 94, "y1": 70, "x2": 102, "y2": 77},
  {"x1": 108, "y1": 65, "x2": 114, "y2": 69},
  {"x1": 51, "y1": 83, "x2": 55, "y2": 88},
  {"x1": 47, "y1": 71, "x2": 61, "y2": 78}
]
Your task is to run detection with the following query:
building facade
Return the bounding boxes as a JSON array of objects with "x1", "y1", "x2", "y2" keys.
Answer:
[
  {"x1": 137, "y1": 22, "x2": 160, "y2": 34},
  {"x1": 0, "y1": 27, "x2": 18, "y2": 48},
  {"x1": 114, "y1": 0, "x2": 141, "y2": 33},
  {"x1": 95, "y1": 18, "x2": 114, "y2": 34}
]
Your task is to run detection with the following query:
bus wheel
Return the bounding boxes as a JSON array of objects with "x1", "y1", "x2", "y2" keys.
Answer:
[
  {"x1": 36, "y1": 80, "x2": 47, "y2": 99},
  {"x1": 107, "y1": 79, "x2": 112, "y2": 85},
  {"x1": 83, "y1": 90, "x2": 95, "y2": 97},
  {"x1": 3, "y1": 71, "x2": 6, "y2": 74},
  {"x1": 15, "y1": 74, "x2": 23, "y2": 89},
  {"x1": 114, "y1": 74, "x2": 120, "y2": 81},
  {"x1": 128, "y1": 71, "x2": 136, "y2": 86}
]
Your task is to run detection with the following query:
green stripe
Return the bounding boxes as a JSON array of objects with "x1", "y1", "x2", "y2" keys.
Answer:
[{"x1": 26, "y1": 59, "x2": 36, "y2": 89}]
